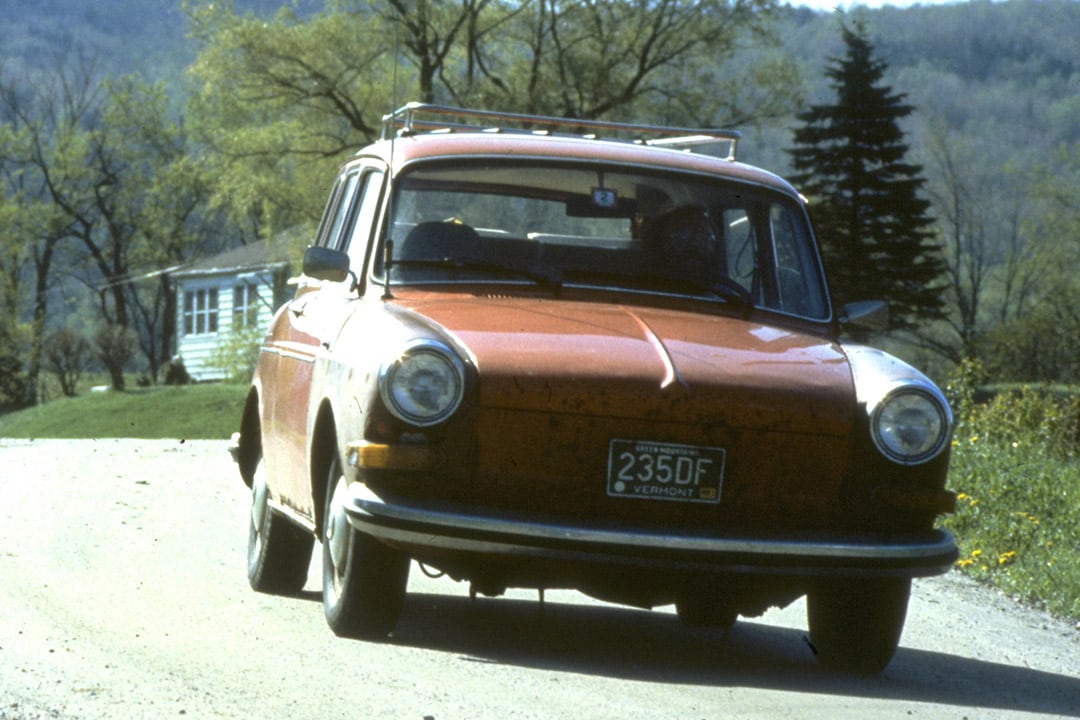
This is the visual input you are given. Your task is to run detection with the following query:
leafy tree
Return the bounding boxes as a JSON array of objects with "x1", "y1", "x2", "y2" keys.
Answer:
[
  {"x1": 93, "y1": 324, "x2": 137, "y2": 392},
  {"x1": 3, "y1": 59, "x2": 213, "y2": 391},
  {"x1": 787, "y1": 21, "x2": 945, "y2": 332},
  {"x1": 383, "y1": 0, "x2": 503, "y2": 106},
  {"x1": 185, "y1": 0, "x2": 797, "y2": 239},
  {"x1": 981, "y1": 143, "x2": 1080, "y2": 382},
  {"x1": 0, "y1": 61, "x2": 80, "y2": 404},
  {"x1": 918, "y1": 121, "x2": 1045, "y2": 366},
  {"x1": 185, "y1": 1, "x2": 394, "y2": 238},
  {"x1": 441, "y1": 0, "x2": 795, "y2": 124}
]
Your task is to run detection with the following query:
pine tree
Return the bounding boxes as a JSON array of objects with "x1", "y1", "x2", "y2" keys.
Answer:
[{"x1": 788, "y1": 21, "x2": 945, "y2": 332}]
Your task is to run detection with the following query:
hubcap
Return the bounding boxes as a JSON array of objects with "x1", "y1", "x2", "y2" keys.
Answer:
[
  {"x1": 327, "y1": 475, "x2": 350, "y2": 576},
  {"x1": 251, "y1": 461, "x2": 268, "y2": 533}
]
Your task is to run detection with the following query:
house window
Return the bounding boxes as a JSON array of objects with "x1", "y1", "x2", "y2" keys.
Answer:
[
  {"x1": 233, "y1": 284, "x2": 259, "y2": 329},
  {"x1": 183, "y1": 288, "x2": 219, "y2": 335}
]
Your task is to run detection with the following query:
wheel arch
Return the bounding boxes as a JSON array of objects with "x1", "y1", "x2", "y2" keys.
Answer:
[
  {"x1": 237, "y1": 387, "x2": 262, "y2": 487},
  {"x1": 310, "y1": 398, "x2": 338, "y2": 538}
]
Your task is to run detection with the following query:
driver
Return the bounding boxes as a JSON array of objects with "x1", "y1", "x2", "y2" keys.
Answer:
[{"x1": 649, "y1": 204, "x2": 719, "y2": 282}]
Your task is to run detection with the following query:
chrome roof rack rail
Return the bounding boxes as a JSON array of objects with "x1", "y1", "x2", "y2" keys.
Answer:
[{"x1": 380, "y1": 102, "x2": 741, "y2": 161}]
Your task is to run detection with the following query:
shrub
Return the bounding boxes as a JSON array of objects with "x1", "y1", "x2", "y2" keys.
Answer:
[
  {"x1": 43, "y1": 328, "x2": 92, "y2": 397},
  {"x1": 0, "y1": 353, "x2": 32, "y2": 410},
  {"x1": 209, "y1": 326, "x2": 263, "y2": 384},
  {"x1": 943, "y1": 362, "x2": 1080, "y2": 618},
  {"x1": 163, "y1": 357, "x2": 192, "y2": 386}
]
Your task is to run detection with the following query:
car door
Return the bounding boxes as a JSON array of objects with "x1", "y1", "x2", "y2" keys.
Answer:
[{"x1": 261, "y1": 164, "x2": 384, "y2": 518}]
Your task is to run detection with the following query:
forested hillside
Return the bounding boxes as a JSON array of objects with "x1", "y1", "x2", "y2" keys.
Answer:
[
  {"x1": 3, "y1": 0, "x2": 1076, "y2": 158},
  {"x1": 0, "y1": 0, "x2": 320, "y2": 88},
  {"x1": 757, "y1": 0, "x2": 1080, "y2": 172}
]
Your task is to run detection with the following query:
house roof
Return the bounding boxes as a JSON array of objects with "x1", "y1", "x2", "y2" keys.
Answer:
[{"x1": 173, "y1": 230, "x2": 307, "y2": 278}]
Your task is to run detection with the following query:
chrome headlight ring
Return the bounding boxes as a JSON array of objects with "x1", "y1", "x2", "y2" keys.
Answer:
[
  {"x1": 378, "y1": 339, "x2": 466, "y2": 427},
  {"x1": 868, "y1": 383, "x2": 953, "y2": 466}
]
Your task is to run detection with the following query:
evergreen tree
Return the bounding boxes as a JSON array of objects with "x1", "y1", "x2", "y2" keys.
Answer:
[{"x1": 788, "y1": 21, "x2": 945, "y2": 332}]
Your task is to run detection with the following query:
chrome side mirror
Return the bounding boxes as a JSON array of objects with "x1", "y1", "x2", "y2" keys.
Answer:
[{"x1": 303, "y1": 246, "x2": 350, "y2": 283}]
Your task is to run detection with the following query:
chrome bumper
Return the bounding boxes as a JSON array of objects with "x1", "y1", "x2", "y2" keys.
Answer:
[{"x1": 344, "y1": 484, "x2": 959, "y2": 577}]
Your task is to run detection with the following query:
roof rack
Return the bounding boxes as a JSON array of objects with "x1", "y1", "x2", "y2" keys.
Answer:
[{"x1": 380, "y1": 102, "x2": 741, "y2": 161}]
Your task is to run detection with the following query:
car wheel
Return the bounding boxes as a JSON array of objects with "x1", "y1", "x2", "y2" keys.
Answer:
[
  {"x1": 806, "y1": 578, "x2": 910, "y2": 674},
  {"x1": 247, "y1": 453, "x2": 315, "y2": 595},
  {"x1": 322, "y1": 451, "x2": 410, "y2": 639}
]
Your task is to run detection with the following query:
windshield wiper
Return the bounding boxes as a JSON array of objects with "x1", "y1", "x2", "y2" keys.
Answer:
[
  {"x1": 390, "y1": 257, "x2": 563, "y2": 292},
  {"x1": 686, "y1": 278, "x2": 754, "y2": 309},
  {"x1": 560, "y1": 269, "x2": 754, "y2": 309},
  {"x1": 557, "y1": 269, "x2": 754, "y2": 316}
]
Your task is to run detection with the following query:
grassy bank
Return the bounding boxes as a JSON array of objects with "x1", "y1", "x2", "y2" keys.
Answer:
[
  {"x1": 941, "y1": 385, "x2": 1080, "y2": 620},
  {"x1": 0, "y1": 384, "x2": 247, "y2": 439}
]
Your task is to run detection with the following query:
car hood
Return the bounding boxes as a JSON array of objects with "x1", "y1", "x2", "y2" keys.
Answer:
[{"x1": 394, "y1": 295, "x2": 855, "y2": 435}]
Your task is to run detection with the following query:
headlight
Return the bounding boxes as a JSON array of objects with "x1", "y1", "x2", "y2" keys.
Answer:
[
  {"x1": 379, "y1": 340, "x2": 465, "y2": 427},
  {"x1": 870, "y1": 388, "x2": 951, "y2": 465}
]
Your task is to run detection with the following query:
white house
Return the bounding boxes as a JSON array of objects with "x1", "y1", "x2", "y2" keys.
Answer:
[{"x1": 172, "y1": 235, "x2": 299, "y2": 381}]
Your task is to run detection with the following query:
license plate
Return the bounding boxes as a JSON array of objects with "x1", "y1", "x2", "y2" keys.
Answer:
[{"x1": 606, "y1": 439, "x2": 725, "y2": 504}]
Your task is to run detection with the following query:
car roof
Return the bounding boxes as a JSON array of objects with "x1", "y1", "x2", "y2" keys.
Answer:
[
  {"x1": 342, "y1": 103, "x2": 800, "y2": 199},
  {"x1": 356, "y1": 133, "x2": 792, "y2": 194}
]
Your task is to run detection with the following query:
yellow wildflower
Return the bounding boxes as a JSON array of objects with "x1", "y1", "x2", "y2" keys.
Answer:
[{"x1": 998, "y1": 551, "x2": 1016, "y2": 565}]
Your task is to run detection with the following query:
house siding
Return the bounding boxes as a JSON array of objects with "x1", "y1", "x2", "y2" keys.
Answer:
[{"x1": 175, "y1": 269, "x2": 286, "y2": 381}]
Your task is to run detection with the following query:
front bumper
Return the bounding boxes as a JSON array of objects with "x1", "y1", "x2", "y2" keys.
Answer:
[{"x1": 344, "y1": 483, "x2": 958, "y2": 578}]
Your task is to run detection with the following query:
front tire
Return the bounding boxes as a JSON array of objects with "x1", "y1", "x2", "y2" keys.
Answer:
[
  {"x1": 322, "y1": 450, "x2": 410, "y2": 639},
  {"x1": 247, "y1": 453, "x2": 314, "y2": 595},
  {"x1": 806, "y1": 578, "x2": 911, "y2": 673}
]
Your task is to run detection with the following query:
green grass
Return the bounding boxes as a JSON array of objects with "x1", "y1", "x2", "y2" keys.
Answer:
[{"x1": 0, "y1": 383, "x2": 248, "y2": 439}]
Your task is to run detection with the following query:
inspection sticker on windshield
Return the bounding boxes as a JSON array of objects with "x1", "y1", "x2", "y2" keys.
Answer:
[
  {"x1": 607, "y1": 439, "x2": 725, "y2": 504},
  {"x1": 592, "y1": 187, "x2": 618, "y2": 208}
]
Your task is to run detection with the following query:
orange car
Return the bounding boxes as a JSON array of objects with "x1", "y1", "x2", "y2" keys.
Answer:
[{"x1": 234, "y1": 103, "x2": 956, "y2": 673}]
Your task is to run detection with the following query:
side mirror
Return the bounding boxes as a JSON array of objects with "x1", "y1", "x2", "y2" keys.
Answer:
[
  {"x1": 840, "y1": 300, "x2": 889, "y2": 333},
  {"x1": 303, "y1": 246, "x2": 350, "y2": 283}
]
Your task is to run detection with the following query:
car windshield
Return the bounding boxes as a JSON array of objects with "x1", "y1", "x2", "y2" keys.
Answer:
[{"x1": 377, "y1": 160, "x2": 829, "y2": 320}]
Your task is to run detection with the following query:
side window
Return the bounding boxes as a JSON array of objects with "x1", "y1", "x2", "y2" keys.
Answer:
[
  {"x1": 318, "y1": 170, "x2": 362, "y2": 250},
  {"x1": 314, "y1": 177, "x2": 345, "y2": 247},
  {"x1": 232, "y1": 284, "x2": 259, "y2": 329},
  {"x1": 769, "y1": 203, "x2": 827, "y2": 319},
  {"x1": 722, "y1": 208, "x2": 757, "y2": 292},
  {"x1": 344, "y1": 170, "x2": 385, "y2": 273},
  {"x1": 183, "y1": 288, "x2": 219, "y2": 335}
]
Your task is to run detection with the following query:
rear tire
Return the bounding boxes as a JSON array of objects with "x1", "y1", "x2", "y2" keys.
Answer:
[
  {"x1": 322, "y1": 450, "x2": 410, "y2": 639},
  {"x1": 247, "y1": 453, "x2": 314, "y2": 595},
  {"x1": 806, "y1": 578, "x2": 910, "y2": 673}
]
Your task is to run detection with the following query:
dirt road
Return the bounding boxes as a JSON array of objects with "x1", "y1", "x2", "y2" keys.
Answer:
[{"x1": 1, "y1": 438, "x2": 1077, "y2": 719}]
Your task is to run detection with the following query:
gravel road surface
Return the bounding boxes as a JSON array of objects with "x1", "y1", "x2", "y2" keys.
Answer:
[{"x1": 1, "y1": 438, "x2": 1077, "y2": 719}]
